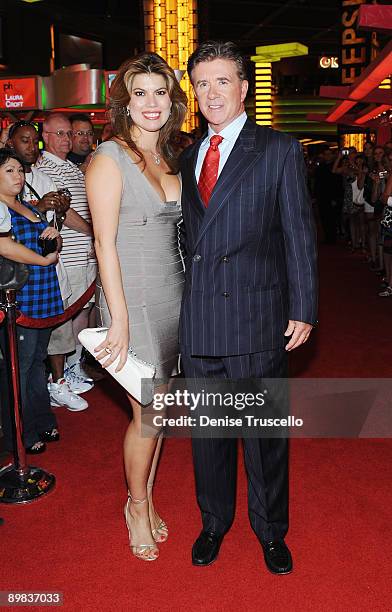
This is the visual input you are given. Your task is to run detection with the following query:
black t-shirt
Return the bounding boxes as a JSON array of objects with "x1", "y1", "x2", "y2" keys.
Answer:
[{"x1": 67, "y1": 151, "x2": 88, "y2": 166}]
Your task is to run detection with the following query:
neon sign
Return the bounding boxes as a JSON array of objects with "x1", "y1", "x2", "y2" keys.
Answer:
[
  {"x1": 319, "y1": 57, "x2": 339, "y2": 69},
  {"x1": 0, "y1": 77, "x2": 37, "y2": 110}
]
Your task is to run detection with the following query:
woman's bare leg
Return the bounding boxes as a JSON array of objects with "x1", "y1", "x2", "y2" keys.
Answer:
[
  {"x1": 146, "y1": 383, "x2": 168, "y2": 540},
  {"x1": 123, "y1": 395, "x2": 160, "y2": 558},
  {"x1": 147, "y1": 433, "x2": 168, "y2": 540}
]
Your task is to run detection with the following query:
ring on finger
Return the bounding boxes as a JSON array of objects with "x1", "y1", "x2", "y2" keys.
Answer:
[{"x1": 105, "y1": 347, "x2": 112, "y2": 354}]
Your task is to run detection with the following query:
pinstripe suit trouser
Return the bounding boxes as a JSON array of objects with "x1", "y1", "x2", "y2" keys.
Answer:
[{"x1": 181, "y1": 349, "x2": 289, "y2": 543}]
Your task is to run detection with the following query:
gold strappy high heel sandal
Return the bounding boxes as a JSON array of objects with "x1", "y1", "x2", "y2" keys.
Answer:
[
  {"x1": 147, "y1": 484, "x2": 168, "y2": 543},
  {"x1": 124, "y1": 494, "x2": 159, "y2": 561}
]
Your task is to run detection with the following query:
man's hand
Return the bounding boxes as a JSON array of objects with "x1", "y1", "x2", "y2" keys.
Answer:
[
  {"x1": 55, "y1": 193, "x2": 71, "y2": 215},
  {"x1": 36, "y1": 191, "x2": 61, "y2": 213},
  {"x1": 284, "y1": 320, "x2": 313, "y2": 351},
  {"x1": 36, "y1": 191, "x2": 71, "y2": 216}
]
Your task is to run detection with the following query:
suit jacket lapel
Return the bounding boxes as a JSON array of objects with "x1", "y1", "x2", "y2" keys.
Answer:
[
  {"x1": 194, "y1": 120, "x2": 267, "y2": 249},
  {"x1": 181, "y1": 137, "x2": 205, "y2": 219}
]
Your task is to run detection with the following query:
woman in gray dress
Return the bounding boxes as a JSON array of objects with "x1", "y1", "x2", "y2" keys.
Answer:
[{"x1": 86, "y1": 53, "x2": 187, "y2": 561}]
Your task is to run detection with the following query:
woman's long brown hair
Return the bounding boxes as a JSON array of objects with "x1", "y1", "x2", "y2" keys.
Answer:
[{"x1": 109, "y1": 52, "x2": 188, "y2": 173}]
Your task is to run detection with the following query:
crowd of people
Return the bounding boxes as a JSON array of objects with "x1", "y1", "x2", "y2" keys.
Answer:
[
  {"x1": 0, "y1": 106, "x2": 198, "y2": 458},
  {"x1": 0, "y1": 113, "x2": 105, "y2": 454},
  {"x1": 310, "y1": 141, "x2": 392, "y2": 296}
]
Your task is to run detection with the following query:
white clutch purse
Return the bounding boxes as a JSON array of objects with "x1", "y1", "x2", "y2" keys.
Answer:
[{"x1": 78, "y1": 327, "x2": 156, "y2": 404}]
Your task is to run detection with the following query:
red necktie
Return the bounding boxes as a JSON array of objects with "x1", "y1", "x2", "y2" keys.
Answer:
[{"x1": 198, "y1": 134, "x2": 224, "y2": 207}]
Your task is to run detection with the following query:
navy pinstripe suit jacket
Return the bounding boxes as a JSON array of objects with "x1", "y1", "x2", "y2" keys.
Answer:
[{"x1": 179, "y1": 119, "x2": 318, "y2": 357}]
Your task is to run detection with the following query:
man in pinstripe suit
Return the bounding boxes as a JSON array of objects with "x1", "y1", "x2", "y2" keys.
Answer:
[{"x1": 179, "y1": 41, "x2": 318, "y2": 573}]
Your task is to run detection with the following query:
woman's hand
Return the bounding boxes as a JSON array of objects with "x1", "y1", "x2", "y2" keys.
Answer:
[
  {"x1": 40, "y1": 227, "x2": 60, "y2": 240},
  {"x1": 44, "y1": 251, "x2": 58, "y2": 266},
  {"x1": 94, "y1": 320, "x2": 129, "y2": 373}
]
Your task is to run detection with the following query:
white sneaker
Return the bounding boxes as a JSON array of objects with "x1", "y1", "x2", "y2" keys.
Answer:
[
  {"x1": 49, "y1": 378, "x2": 88, "y2": 411},
  {"x1": 66, "y1": 360, "x2": 94, "y2": 382},
  {"x1": 64, "y1": 364, "x2": 94, "y2": 394}
]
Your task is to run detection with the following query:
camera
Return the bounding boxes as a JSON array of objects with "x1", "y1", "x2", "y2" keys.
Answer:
[
  {"x1": 341, "y1": 148, "x2": 350, "y2": 156},
  {"x1": 57, "y1": 187, "x2": 72, "y2": 200},
  {"x1": 38, "y1": 237, "x2": 58, "y2": 256}
]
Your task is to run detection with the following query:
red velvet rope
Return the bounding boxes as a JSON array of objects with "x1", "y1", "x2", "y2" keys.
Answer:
[{"x1": 15, "y1": 281, "x2": 96, "y2": 329}]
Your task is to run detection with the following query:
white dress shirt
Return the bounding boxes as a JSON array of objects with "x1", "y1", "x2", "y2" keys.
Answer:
[{"x1": 195, "y1": 111, "x2": 248, "y2": 183}]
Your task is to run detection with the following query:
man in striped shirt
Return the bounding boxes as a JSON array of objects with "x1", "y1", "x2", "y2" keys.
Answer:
[{"x1": 36, "y1": 113, "x2": 97, "y2": 403}]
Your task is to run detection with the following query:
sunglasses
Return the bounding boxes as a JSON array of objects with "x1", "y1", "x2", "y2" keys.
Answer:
[{"x1": 73, "y1": 130, "x2": 94, "y2": 137}]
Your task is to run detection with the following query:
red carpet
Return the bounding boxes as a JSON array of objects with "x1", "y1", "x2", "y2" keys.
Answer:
[{"x1": 1, "y1": 243, "x2": 391, "y2": 611}]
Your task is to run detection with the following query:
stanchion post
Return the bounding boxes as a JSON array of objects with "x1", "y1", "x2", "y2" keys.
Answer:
[
  {"x1": 4, "y1": 290, "x2": 27, "y2": 472},
  {"x1": 0, "y1": 289, "x2": 55, "y2": 504}
]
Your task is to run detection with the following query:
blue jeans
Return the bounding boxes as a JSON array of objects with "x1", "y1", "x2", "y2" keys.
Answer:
[{"x1": 0, "y1": 326, "x2": 57, "y2": 449}]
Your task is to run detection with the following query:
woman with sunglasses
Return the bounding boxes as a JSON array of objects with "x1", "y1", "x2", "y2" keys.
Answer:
[{"x1": 0, "y1": 148, "x2": 62, "y2": 454}]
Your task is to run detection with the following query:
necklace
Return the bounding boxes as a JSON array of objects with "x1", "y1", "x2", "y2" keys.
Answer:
[{"x1": 150, "y1": 151, "x2": 161, "y2": 166}]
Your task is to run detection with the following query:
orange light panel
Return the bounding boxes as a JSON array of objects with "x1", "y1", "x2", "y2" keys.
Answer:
[
  {"x1": 143, "y1": 0, "x2": 198, "y2": 132},
  {"x1": 326, "y1": 100, "x2": 356, "y2": 123}
]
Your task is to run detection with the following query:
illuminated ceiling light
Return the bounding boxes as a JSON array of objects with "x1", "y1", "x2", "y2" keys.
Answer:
[
  {"x1": 251, "y1": 42, "x2": 308, "y2": 63},
  {"x1": 355, "y1": 104, "x2": 391, "y2": 125},
  {"x1": 379, "y1": 76, "x2": 391, "y2": 90},
  {"x1": 21, "y1": 0, "x2": 44, "y2": 3},
  {"x1": 253, "y1": 61, "x2": 273, "y2": 126},
  {"x1": 251, "y1": 43, "x2": 308, "y2": 129}
]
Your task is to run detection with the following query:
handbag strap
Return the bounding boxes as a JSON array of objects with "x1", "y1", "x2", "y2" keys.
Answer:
[
  {"x1": 24, "y1": 180, "x2": 42, "y2": 202},
  {"x1": 24, "y1": 182, "x2": 61, "y2": 230}
]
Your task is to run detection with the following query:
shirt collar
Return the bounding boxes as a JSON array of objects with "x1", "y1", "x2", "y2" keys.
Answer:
[
  {"x1": 202, "y1": 111, "x2": 248, "y2": 147},
  {"x1": 42, "y1": 150, "x2": 70, "y2": 166}
]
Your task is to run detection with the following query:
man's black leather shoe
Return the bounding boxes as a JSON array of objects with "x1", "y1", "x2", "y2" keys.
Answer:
[
  {"x1": 261, "y1": 540, "x2": 293, "y2": 574},
  {"x1": 192, "y1": 531, "x2": 224, "y2": 566}
]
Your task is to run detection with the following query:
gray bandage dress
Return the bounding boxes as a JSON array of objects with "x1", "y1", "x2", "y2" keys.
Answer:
[{"x1": 94, "y1": 140, "x2": 184, "y2": 380}]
